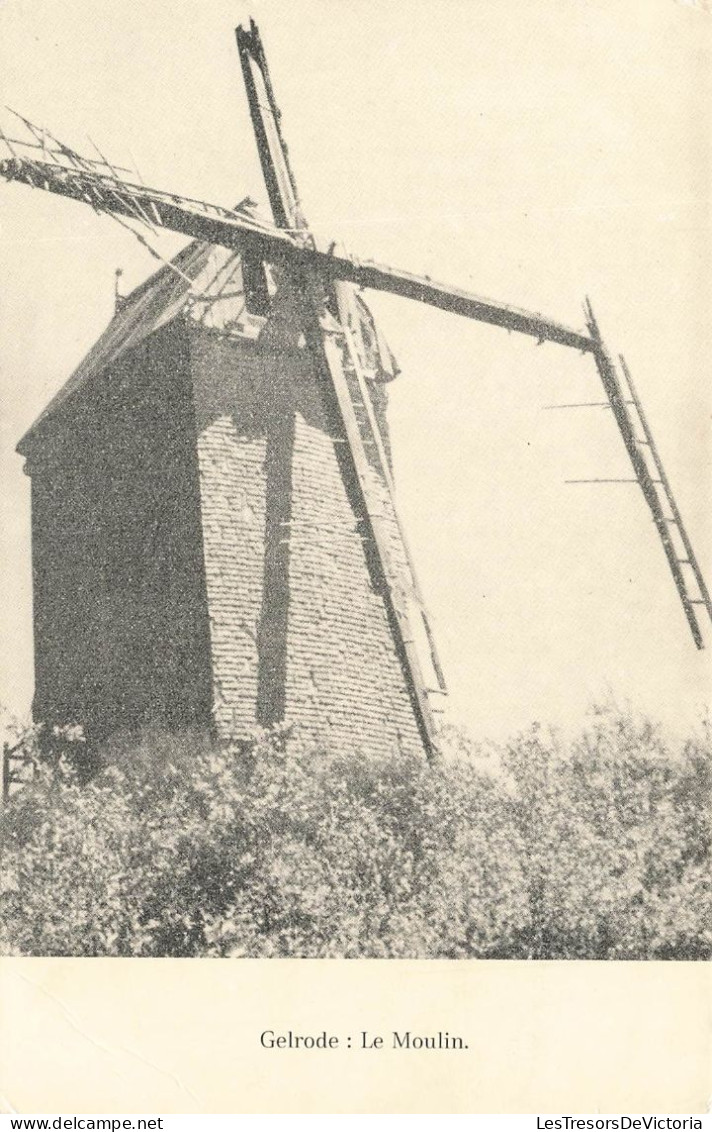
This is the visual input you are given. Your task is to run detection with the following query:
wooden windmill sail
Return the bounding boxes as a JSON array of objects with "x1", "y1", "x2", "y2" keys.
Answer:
[{"x1": 2, "y1": 20, "x2": 710, "y2": 757}]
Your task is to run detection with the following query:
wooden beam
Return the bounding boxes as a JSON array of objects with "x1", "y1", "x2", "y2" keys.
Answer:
[
  {"x1": 236, "y1": 20, "x2": 307, "y2": 233},
  {"x1": 0, "y1": 155, "x2": 594, "y2": 353}
]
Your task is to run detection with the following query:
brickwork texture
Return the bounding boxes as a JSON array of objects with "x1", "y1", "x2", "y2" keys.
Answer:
[{"x1": 18, "y1": 245, "x2": 433, "y2": 760}]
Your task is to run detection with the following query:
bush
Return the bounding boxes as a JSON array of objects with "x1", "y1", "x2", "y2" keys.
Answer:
[
  {"x1": 1, "y1": 705, "x2": 709, "y2": 958},
  {"x1": 500, "y1": 707, "x2": 711, "y2": 959}
]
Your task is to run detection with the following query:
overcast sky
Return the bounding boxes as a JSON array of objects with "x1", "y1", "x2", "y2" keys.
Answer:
[{"x1": 1, "y1": 0, "x2": 710, "y2": 744}]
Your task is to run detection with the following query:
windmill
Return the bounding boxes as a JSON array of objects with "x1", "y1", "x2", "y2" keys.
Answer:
[{"x1": 1, "y1": 20, "x2": 710, "y2": 762}]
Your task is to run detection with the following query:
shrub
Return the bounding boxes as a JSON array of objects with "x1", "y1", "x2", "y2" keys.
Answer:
[
  {"x1": 499, "y1": 707, "x2": 711, "y2": 959},
  {"x1": 1, "y1": 705, "x2": 709, "y2": 958}
]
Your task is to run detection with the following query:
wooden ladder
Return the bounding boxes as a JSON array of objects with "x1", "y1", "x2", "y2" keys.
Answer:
[
  {"x1": 300, "y1": 275, "x2": 447, "y2": 757},
  {"x1": 585, "y1": 299, "x2": 712, "y2": 648},
  {"x1": 334, "y1": 281, "x2": 448, "y2": 696}
]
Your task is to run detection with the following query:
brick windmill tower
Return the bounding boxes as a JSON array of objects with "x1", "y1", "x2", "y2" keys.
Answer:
[
  {"x1": 4, "y1": 21, "x2": 711, "y2": 761},
  {"x1": 12, "y1": 25, "x2": 447, "y2": 759}
]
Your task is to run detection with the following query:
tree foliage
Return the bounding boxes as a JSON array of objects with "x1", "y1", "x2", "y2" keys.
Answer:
[{"x1": 1, "y1": 704, "x2": 709, "y2": 958}]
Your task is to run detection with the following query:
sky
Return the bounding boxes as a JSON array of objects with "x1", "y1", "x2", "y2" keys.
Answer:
[{"x1": 0, "y1": 0, "x2": 710, "y2": 744}]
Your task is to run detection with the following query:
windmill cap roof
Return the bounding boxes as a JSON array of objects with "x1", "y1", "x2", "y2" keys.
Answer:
[{"x1": 17, "y1": 242, "x2": 399, "y2": 455}]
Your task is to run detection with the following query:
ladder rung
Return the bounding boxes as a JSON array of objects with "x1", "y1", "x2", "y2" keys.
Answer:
[
  {"x1": 592, "y1": 341, "x2": 712, "y2": 650},
  {"x1": 542, "y1": 402, "x2": 610, "y2": 410}
]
